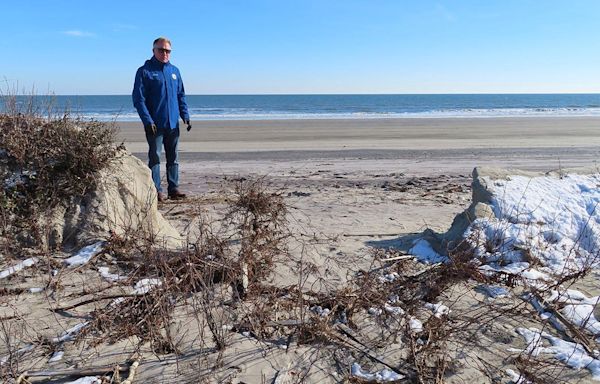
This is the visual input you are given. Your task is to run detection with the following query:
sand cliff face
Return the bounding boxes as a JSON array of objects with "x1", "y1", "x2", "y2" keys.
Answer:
[{"x1": 44, "y1": 150, "x2": 183, "y2": 250}]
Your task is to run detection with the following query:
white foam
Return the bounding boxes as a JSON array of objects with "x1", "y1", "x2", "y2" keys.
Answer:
[{"x1": 94, "y1": 107, "x2": 600, "y2": 122}]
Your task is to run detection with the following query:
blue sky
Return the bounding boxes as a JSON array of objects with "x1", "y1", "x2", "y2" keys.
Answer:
[{"x1": 2, "y1": 0, "x2": 600, "y2": 94}]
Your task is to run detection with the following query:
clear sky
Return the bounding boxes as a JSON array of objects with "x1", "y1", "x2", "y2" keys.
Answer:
[{"x1": 2, "y1": 0, "x2": 600, "y2": 95}]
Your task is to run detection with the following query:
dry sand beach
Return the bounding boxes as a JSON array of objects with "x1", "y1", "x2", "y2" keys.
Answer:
[
  {"x1": 115, "y1": 116, "x2": 600, "y2": 243},
  {"x1": 2, "y1": 116, "x2": 600, "y2": 383},
  {"x1": 119, "y1": 117, "x2": 600, "y2": 207},
  {"x1": 117, "y1": 116, "x2": 600, "y2": 279},
  {"x1": 115, "y1": 117, "x2": 599, "y2": 382}
]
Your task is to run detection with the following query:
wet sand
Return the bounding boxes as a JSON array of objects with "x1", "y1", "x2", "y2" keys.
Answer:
[{"x1": 117, "y1": 117, "x2": 600, "y2": 175}]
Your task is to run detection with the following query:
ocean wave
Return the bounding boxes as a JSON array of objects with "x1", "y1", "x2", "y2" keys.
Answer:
[
  {"x1": 77, "y1": 107, "x2": 600, "y2": 122},
  {"x1": 405, "y1": 107, "x2": 600, "y2": 118}
]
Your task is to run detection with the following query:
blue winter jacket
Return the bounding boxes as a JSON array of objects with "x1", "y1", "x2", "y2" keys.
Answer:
[{"x1": 132, "y1": 56, "x2": 189, "y2": 129}]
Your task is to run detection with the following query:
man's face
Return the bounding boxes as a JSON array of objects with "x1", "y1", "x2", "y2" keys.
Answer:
[{"x1": 153, "y1": 42, "x2": 172, "y2": 63}]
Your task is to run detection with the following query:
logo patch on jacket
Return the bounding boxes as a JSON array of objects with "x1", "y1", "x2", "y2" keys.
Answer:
[{"x1": 172, "y1": 74, "x2": 177, "y2": 80}]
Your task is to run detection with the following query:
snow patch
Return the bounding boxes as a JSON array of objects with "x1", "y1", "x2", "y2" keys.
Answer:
[
  {"x1": 383, "y1": 303, "x2": 404, "y2": 316},
  {"x1": 408, "y1": 239, "x2": 447, "y2": 264},
  {"x1": 378, "y1": 272, "x2": 400, "y2": 283},
  {"x1": 52, "y1": 322, "x2": 88, "y2": 343},
  {"x1": 425, "y1": 302, "x2": 450, "y2": 318},
  {"x1": 311, "y1": 306, "x2": 331, "y2": 317},
  {"x1": 351, "y1": 362, "x2": 404, "y2": 382},
  {"x1": 64, "y1": 377, "x2": 101, "y2": 384},
  {"x1": 133, "y1": 278, "x2": 162, "y2": 295},
  {"x1": 64, "y1": 241, "x2": 104, "y2": 267},
  {"x1": 511, "y1": 327, "x2": 600, "y2": 380},
  {"x1": 48, "y1": 350, "x2": 64, "y2": 362},
  {"x1": 0, "y1": 344, "x2": 34, "y2": 365},
  {"x1": 409, "y1": 317, "x2": 423, "y2": 333},
  {"x1": 0, "y1": 258, "x2": 38, "y2": 279},
  {"x1": 506, "y1": 368, "x2": 532, "y2": 384},
  {"x1": 466, "y1": 174, "x2": 600, "y2": 276},
  {"x1": 98, "y1": 266, "x2": 126, "y2": 282},
  {"x1": 478, "y1": 284, "x2": 510, "y2": 299}
]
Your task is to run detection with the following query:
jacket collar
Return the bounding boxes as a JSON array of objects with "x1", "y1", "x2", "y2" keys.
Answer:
[{"x1": 150, "y1": 56, "x2": 169, "y2": 68}]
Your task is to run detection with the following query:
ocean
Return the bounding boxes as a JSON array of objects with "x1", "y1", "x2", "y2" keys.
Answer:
[{"x1": 4, "y1": 94, "x2": 600, "y2": 121}]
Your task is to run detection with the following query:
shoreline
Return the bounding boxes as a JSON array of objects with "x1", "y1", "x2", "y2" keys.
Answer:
[
  {"x1": 119, "y1": 117, "x2": 600, "y2": 175},
  {"x1": 116, "y1": 116, "x2": 600, "y2": 152}
]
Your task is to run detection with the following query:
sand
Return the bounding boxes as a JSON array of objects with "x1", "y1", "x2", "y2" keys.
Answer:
[
  {"x1": 3, "y1": 117, "x2": 600, "y2": 383},
  {"x1": 120, "y1": 116, "x2": 595, "y2": 249},
  {"x1": 122, "y1": 116, "x2": 600, "y2": 304},
  {"x1": 117, "y1": 116, "x2": 600, "y2": 150},
  {"x1": 117, "y1": 117, "x2": 600, "y2": 174},
  {"x1": 119, "y1": 117, "x2": 600, "y2": 382}
]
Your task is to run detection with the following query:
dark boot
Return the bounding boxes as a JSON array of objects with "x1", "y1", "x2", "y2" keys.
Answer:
[{"x1": 168, "y1": 189, "x2": 186, "y2": 200}]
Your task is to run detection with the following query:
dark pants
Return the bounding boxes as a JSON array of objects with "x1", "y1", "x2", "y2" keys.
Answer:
[{"x1": 146, "y1": 127, "x2": 179, "y2": 194}]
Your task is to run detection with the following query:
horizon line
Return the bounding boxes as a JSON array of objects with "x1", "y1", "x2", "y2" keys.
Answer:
[{"x1": 13, "y1": 92, "x2": 600, "y2": 97}]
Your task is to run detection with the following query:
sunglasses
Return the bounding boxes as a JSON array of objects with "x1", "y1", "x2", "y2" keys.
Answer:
[{"x1": 155, "y1": 48, "x2": 171, "y2": 54}]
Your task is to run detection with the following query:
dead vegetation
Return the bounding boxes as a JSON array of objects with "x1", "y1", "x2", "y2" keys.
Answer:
[
  {"x1": 0, "y1": 96, "x2": 119, "y2": 249},
  {"x1": 0, "y1": 172, "x2": 478, "y2": 383},
  {"x1": 2, "y1": 173, "x2": 599, "y2": 383}
]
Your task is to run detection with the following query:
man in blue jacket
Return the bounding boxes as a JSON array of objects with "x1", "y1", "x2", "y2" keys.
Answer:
[{"x1": 132, "y1": 37, "x2": 191, "y2": 202}]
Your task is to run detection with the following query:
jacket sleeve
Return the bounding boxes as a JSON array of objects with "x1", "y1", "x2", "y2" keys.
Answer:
[
  {"x1": 132, "y1": 67, "x2": 154, "y2": 126},
  {"x1": 177, "y1": 71, "x2": 190, "y2": 122}
]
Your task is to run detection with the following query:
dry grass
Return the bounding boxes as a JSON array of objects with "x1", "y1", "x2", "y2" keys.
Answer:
[{"x1": 0, "y1": 98, "x2": 119, "y2": 249}]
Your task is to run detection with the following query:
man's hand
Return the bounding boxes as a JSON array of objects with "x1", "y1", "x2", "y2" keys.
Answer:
[
  {"x1": 144, "y1": 123, "x2": 157, "y2": 136},
  {"x1": 185, "y1": 120, "x2": 192, "y2": 132}
]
